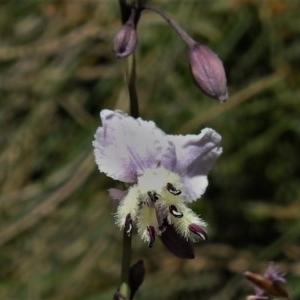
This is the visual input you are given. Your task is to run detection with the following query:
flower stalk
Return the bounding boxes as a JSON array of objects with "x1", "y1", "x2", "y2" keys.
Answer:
[
  {"x1": 115, "y1": 1, "x2": 140, "y2": 299},
  {"x1": 142, "y1": 4, "x2": 228, "y2": 102}
]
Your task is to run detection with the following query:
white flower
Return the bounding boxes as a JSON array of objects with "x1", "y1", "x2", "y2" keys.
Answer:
[{"x1": 93, "y1": 110, "x2": 222, "y2": 258}]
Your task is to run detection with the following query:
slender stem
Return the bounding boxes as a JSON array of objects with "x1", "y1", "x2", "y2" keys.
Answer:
[
  {"x1": 115, "y1": 1, "x2": 140, "y2": 299},
  {"x1": 118, "y1": 0, "x2": 130, "y2": 23},
  {"x1": 142, "y1": 4, "x2": 197, "y2": 48},
  {"x1": 116, "y1": 51, "x2": 138, "y2": 300},
  {"x1": 127, "y1": 54, "x2": 139, "y2": 118}
]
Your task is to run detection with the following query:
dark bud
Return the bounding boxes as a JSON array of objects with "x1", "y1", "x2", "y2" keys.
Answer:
[
  {"x1": 113, "y1": 7, "x2": 138, "y2": 58},
  {"x1": 166, "y1": 182, "x2": 181, "y2": 195},
  {"x1": 147, "y1": 226, "x2": 156, "y2": 248},
  {"x1": 124, "y1": 214, "x2": 133, "y2": 236},
  {"x1": 169, "y1": 205, "x2": 183, "y2": 218},
  {"x1": 160, "y1": 224, "x2": 195, "y2": 259},
  {"x1": 188, "y1": 223, "x2": 208, "y2": 240},
  {"x1": 189, "y1": 43, "x2": 228, "y2": 102},
  {"x1": 129, "y1": 260, "x2": 145, "y2": 300}
]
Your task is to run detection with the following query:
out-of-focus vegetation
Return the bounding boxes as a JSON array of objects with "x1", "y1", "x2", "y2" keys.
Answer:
[{"x1": 0, "y1": 0, "x2": 299, "y2": 299}]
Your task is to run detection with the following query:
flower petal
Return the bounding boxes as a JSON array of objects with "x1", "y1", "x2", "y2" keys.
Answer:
[
  {"x1": 108, "y1": 188, "x2": 128, "y2": 202},
  {"x1": 182, "y1": 175, "x2": 208, "y2": 202},
  {"x1": 169, "y1": 128, "x2": 222, "y2": 201},
  {"x1": 160, "y1": 224, "x2": 195, "y2": 259},
  {"x1": 93, "y1": 110, "x2": 175, "y2": 182}
]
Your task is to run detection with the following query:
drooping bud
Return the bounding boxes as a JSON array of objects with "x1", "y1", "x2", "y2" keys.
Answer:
[
  {"x1": 189, "y1": 43, "x2": 228, "y2": 102},
  {"x1": 113, "y1": 7, "x2": 138, "y2": 58}
]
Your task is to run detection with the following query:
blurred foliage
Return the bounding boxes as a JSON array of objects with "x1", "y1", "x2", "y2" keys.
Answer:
[{"x1": 0, "y1": 0, "x2": 300, "y2": 299}]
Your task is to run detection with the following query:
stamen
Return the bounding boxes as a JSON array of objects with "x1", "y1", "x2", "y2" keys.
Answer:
[
  {"x1": 188, "y1": 223, "x2": 207, "y2": 240},
  {"x1": 147, "y1": 226, "x2": 155, "y2": 248},
  {"x1": 169, "y1": 205, "x2": 183, "y2": 218},
  {"x1": 166, "y1": 182, "x2": 181, "y2": 195},
  {"x1": 147, "y1": 191, "x2": 160, "y2": 202},
  {"x1": 153, "y1": 201, "x2": 164, "y2": 228},
  {"x1": 124, "y1": 214, "x2": 133, "y2": 236}
]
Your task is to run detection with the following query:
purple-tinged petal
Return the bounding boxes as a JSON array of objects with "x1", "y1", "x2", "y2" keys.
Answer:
[
  {"x1": 160, "y1": 224, "x2": 195, "y2": 259},
  {"x1": 170, "y1": 128, "x2": 222, "y2": 175},
  {"x1": 182, "y1": 175, "x2": 208, "y2": 202},
  {"x1": 93, "y1": 110, "x2": 175, "y2": 182},
  {"x1": 169, "y1": 128, "x2": 222, "y2": 201},
  {"x1": 108, "y1": 188, "x2": 128, "y2": 202},
  {"x1": 244, "y1": 270, "x2": 289, "y2": 299},
  {"x1": 264, "y1": 262, "x2": 286, "y2": 284}
]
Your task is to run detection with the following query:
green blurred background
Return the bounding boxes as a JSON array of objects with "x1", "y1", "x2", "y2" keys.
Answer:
[{"x1": 0, "y1": 0, "x2": 299, "y2": 299}]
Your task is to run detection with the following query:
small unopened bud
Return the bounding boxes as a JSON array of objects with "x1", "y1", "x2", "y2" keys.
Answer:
[
  {"x1": 189, "y1": 43, "x2": 228, "y2": 102},
  {"x1": 113, "y1": 8, "x2": 137, "y2": 58},
  {"x1": 129, "y1": 260, "x2": 145, "y2": 300}
]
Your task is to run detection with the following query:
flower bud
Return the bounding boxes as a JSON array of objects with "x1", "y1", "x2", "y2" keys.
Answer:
[
  {"x1": 113, "y1": 8, "x2": 137, "y2": 58},
  {"x1": 189, "y1": 43, "x2": 228, "y2": 102},
  {"x1": 129, "y1": 260, "x2": 145, "y2": 300}
]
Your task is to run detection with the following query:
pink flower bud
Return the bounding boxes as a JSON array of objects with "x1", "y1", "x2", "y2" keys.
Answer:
[
  {"x1": 189, "y1": 44, "x2": 228, "y2": 102},
  {"x1": 113, "y1": 7, "x2": 138, "y2": 59},
  {"x1": 113, "y1": 21, "x2": 137, "y2": 58}
]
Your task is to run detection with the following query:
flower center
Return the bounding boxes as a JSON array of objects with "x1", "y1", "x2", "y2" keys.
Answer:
[
  {"x1": 116, "y1": 166, "x2": 207, "y2": 247},
  {"x1": 137, "y1": 167, "x2": 182, "y2": 198}
]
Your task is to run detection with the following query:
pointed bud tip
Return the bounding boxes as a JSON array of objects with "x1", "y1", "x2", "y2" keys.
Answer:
[
  {"x1": 217, "y1": 89, "x2": 229, "y2": 102},
  {"x1": 129, "y1": 260, "x2": 145, "y2": 299}
]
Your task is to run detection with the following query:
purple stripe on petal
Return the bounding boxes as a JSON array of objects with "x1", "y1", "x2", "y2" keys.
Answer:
[{"x1": 93, "y1": 110, "x2": 174, "y2": 182}]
